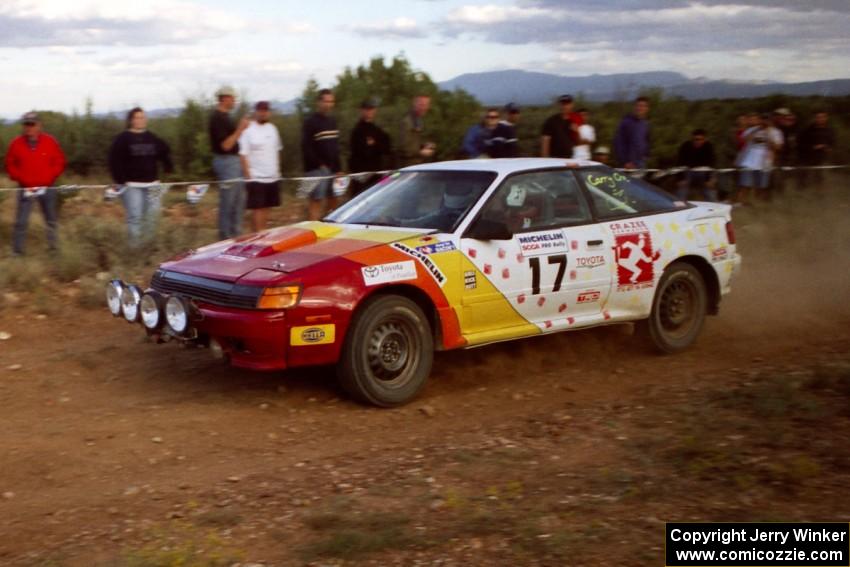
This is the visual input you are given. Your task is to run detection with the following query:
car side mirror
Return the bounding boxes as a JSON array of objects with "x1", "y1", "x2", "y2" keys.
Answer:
[{"x1": 466, "y1": 219, "x2": 513, "y2": 240}]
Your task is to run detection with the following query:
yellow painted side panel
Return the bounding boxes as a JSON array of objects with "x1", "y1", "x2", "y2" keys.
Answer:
[{"x1": 394, "y1": 236, "x2": 538, "y2": 346}]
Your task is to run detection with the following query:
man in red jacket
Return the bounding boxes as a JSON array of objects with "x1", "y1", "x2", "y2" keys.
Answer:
[{"x1": 5, "y1": 112, "x2": 66, "y2": 255}]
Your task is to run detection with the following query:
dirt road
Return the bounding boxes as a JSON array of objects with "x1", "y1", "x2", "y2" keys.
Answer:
[{"x1": 1, "y1": 192, "x2": 848, "y2": 566}]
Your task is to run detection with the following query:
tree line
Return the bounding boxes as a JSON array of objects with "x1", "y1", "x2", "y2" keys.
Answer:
[{"x1": 0, "y1": 55, "x2": 847, "y2": 186}]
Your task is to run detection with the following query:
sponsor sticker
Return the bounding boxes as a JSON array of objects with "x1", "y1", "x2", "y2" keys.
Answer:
[
  {"x1": 391, "y1": 243, "x2": 447, "y2": 286},
  {"x1": 516, "y1": 230, "x2": 568, "y2": 256},
  {"x1": 415, "y1": 241, "x2": 456, "y2": 255},
  {"x1": 290, "y1": 324, "x2": 335, "y2": 346},
  {"x1": 712, "y1": 247, "x2": 729, "y2": 262},
  {"x1": 218, "y1": 254, "x2": 248, "y2": 262},
  {"x1": 575, "y1": 255, "x2": 606, "y2": 269},
  {"x1": 614, "y1": 230, "x2": 661, "y2": 292},
  {"x1": 464, "y1": 270, "x2": 477, "y2": 289},
  {"x1": 577, "y1": 290, "x2": 601, "y2": 304},
  {"x1": 361, "y1": 260, "x2": 417, "y2": 286},
  {"x1": 609, "y1": 219, "x2": 649, "y2": 235}
]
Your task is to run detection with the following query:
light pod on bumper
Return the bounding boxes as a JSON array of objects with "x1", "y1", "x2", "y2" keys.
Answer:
[
  {"x1": 165, "y1": 295, "x2": 191, "y2": 335},
  {"x1": 140, "y1": 291, "x2": 166, "y2": 331},
  {"x1": 106, "y1": 280, "x2": 124, "y2": 317},
  {"x1": 121, "y1": 285, "x2": 142, "y2": 323}
]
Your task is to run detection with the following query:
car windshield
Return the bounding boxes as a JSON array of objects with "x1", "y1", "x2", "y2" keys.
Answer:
[{"x1": 325, "y1": 170, "x2": 497, "y2": 232}]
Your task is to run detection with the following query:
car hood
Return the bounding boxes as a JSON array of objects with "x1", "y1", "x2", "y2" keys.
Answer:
[{"x1": 158, "y1": 221, "x2": 434, "y2": 283}]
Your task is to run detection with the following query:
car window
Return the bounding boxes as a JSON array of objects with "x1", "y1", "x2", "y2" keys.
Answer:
[
  {"x1": 325, "y1": 170, "x2": 497, "y2": 232},
  {"x1": 577, "y1": 167, "x2": 685, "y2": 219},
  {"x1": 476, "y1": 170, "x2": 592, "y2": 233}
]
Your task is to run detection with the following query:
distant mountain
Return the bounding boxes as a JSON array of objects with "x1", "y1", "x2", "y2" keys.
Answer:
[
  {"x1": 665, "y1": 78, "x2": 850, "y2": 100},
  {"x1": 437, "y1": 70, "x2": 850, "y2": 104}
]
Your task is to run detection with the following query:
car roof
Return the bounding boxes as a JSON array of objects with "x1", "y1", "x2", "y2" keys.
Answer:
[{"x1": 403, "y1": 158, "x2": 600, "y2": 175}]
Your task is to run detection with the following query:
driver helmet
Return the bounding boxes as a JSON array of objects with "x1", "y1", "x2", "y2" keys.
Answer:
[{"x1": 443, "y1": 183, "x2": 475, "y2": 210}]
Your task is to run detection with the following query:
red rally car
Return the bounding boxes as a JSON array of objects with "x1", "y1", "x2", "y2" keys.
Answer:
[{"x1": 107, "y1": 159, "x2": 741, "y2": 406}]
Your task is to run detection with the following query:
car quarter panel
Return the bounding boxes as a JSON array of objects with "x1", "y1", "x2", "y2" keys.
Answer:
[{"x1": 600, "y1": 206, "x2": 737, "y2": 321}]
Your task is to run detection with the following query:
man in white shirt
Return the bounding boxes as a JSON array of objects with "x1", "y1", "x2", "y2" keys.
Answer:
[
  {"x1": 572, "y1": 108, "x2": 596, "y2": 160},
  {"x1": 735, "y1": 112, "x2": 783, "y2": 204},
  {"x1": 239, "y1": 101, "x2": 283, "y2": 232}
]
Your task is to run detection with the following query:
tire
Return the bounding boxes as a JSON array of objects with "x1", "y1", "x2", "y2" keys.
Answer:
[
  {"x1": 636, "y1": 262, "x2": 707, "y2": 354},
  {"x1": 337, "y1": 294, "x2": 434, "y2": 407}
]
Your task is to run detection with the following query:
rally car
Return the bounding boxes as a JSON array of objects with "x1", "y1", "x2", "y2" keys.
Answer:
[{"x1": 107, "y1": 159, "x2": 741, "y2": 406}]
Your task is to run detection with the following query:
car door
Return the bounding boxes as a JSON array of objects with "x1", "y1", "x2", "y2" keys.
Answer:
[{"x1": 458, "y1": 169, "x2": 613, "y2": 344}]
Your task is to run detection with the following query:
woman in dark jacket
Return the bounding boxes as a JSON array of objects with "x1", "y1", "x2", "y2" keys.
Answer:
[{"x1": 108, "y1": 107, "x2": 173, "y2": 247}]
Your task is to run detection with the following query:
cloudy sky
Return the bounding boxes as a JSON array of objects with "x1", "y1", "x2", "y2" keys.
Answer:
[{"x1": 0, "y1": 0, "x2": 847, "y2": 116}]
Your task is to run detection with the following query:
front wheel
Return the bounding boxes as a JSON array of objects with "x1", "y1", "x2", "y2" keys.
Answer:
[
  {"x1": 636, "y1": 262, "x2": 707, "y2": 353},
  {"x1": 337, "y1": 295, "x2": 433, "y2": 407}
]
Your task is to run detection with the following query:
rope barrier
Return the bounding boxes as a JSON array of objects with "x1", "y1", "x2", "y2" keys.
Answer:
[{"x1": 0, "y1": 165, "x2": 846, "y2": 199}]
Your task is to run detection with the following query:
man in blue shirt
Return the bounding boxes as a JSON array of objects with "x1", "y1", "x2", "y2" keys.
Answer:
[{"x1": 613, "y1": 96, "x2": 651, "y2": 169}]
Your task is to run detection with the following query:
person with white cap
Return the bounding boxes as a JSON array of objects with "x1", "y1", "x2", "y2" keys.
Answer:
[
  {"x1": 209, "y1": 85, "x2": 250, "y2": 239},
  {"x1": 592, "y1": 145, "x2": 611, "y2": 165}
]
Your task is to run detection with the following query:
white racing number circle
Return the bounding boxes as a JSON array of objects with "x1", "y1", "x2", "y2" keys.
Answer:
[
  {"x1": 121, "y1": 285, "x2": 142, "y2": 323},
  {"x1": 140, "y1": 292, "x2": 164, "y2": 330},
  {"x1": 106, "y1": 280, "x2": 124, "y2": 317},
  {"x1": 165, "y1": 296, "x2": 189, "y2": 335}
]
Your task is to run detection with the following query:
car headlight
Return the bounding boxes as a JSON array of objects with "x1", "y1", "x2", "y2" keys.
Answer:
[
  {"x1": 257, "y1": 285, "x2": 301, "y2": 309},
  {"x1": 121, "y1": 285, "x2": 142, "y2": 323},
  {"x1": 165, "y1": 295, "x2": 191, "y2": 335},
  {"x1": 106, "y1": 280, "x2": 124, "y2": 317},
  {"x1": 140, "y1": 291, "x2": 165, "y2": 331}
]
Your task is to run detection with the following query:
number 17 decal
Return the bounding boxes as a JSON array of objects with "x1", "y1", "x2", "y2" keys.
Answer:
[{"x1": 529, "y1": 254, "x2": 567, "y2": 295}]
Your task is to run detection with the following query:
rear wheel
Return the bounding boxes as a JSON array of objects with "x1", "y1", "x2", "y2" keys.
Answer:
[
  {"x1": 337, "y1": 295, "x2": 433, "y2": 407},
  {"x1": 637, "y1": 262, "x2": 707, "y2": 353}
]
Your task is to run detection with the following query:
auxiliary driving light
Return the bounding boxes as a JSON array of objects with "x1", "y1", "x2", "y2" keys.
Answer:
[
  {"x1": 164, "y1": 295, "x2": 190, "y2": 335},
  {"x1": 140, "y1": 291, "x2": 165, "y2": 331},
  {"x1": 121, "y1": 285, "x2": 142, "y2": 323},
  {"x1": 106, "y1": 280, "x2": 124, "y2": 317}
]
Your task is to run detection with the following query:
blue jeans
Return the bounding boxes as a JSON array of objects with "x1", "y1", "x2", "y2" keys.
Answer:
[
  {"x1": 739, "y1": 169, "x2": 770, "y2": 189},
  {"x1": 676, "y1": 171, "x2": 717, "y2": 202},
  {"x1": 12, "y1": 188, "x2": 58, "y2": 255},
  {"x1": 306, "y1": 166, "x2": 333, "y2": 201},
  {"x1": 213, "y1": 155, "x2": 245, "y2": 239},
  {"x1": 120, "y1": 184, "x2": 163, "y2": 248}
]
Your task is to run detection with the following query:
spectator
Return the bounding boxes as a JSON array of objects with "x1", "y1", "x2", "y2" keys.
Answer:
[
  {"x1": 5, "y1": 112, "x2": 66, "y2": 256},
  {"x1": 239, "y1": 101, "x2": 283, "y2": 233},
  {"x1": 572, "y1": 108, "x2": 596, "y2": 160},
  {"x1": 797, "y1": 110, "x2": 835, "y2": 190},
  {"x1": 349, "y1": 98, "x2": 391, "y2": 197},
  {"x1": 302, "y1": 88, "x2": 342, "y2": 220},
  {"x1": 592, "y1": 145, "x2": 611, "y2": 165},
  {"x1": 613, "y1": 96, "x2": 651, "y2": 169},
  {"x1": 108, "y1": 107, "x2": 174, "y2": 248},
  {"x1": 398, "y1": 94, "x2": 435, "y2": 167},
  {"x1": 733, "y1": 114, "x2": 750, "y2": 153},
  {"x1": 462, "y1": 108, "x2": 501, "y2": 158},
  {"x1": 209, "y1": 85, "x2": 250, "y2": 239},
  {"x1": 735, "y1": 112, "x2": 783, "y2": 204},
  {"x1": 675, "y1": 129, "x2": 717, "y2": 202},
  {"x1": 540, "y1": 94, "x2": 576, "y2": 158},
  {"x1": 774, "y1": 107, "x2": 799, "y2": 195},
  {"x1": 491, "y1": 102, "x2": 521, "y2": 158}
]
